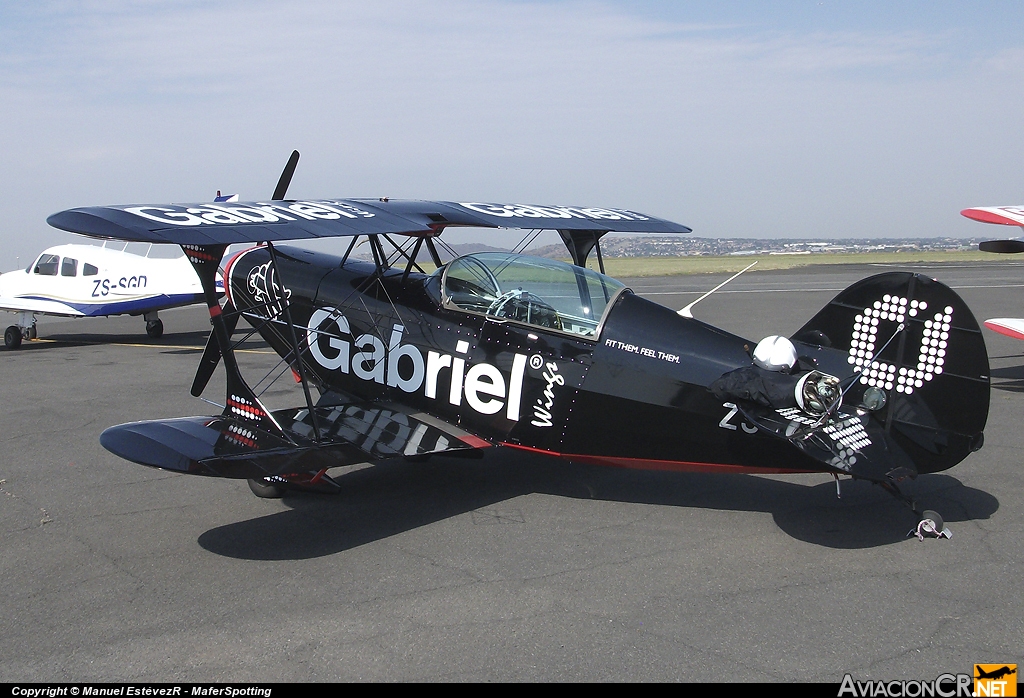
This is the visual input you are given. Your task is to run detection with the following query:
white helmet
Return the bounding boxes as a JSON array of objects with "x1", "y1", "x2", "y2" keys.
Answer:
[{"x1": 752, "y1": 335, "x2": 797, "y2": 372}]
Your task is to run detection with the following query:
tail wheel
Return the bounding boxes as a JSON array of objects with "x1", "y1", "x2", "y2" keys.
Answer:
[
  {"x1": 247, "y1": 477, "x2": 285, "y2": 499},
  {"x1": 4, "y1": 325, "x2": 22, "y2": 350},
  {"x1": 145, "y1": 319, "x2": 164, "y2": 339},
  {"x1": 921, "y1": 510, "x2": 944, "y2": 532}
]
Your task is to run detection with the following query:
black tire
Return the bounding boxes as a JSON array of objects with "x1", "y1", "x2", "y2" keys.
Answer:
[
  {"x1": 248, "y1": 477, "x2": 286, "y2": 498},
  {"x1": 4, "y1": 326, "x2": 22, "y2": 350},
  {"x1": 921, "y1": 510, "x2": 944, "y2": 533},
  {"x1": 146, "y1": 319, "x2": 164, "y2": 339}
]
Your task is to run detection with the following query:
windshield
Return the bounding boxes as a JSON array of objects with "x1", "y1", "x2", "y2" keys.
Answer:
[{"x1": 439, "y1": 252, "x2": 624, "y2": 338}]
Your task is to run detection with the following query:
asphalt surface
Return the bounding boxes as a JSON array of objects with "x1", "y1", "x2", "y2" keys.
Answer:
[{"x1": 1, "y1": 260, "x2": 1022, "y2": 682}]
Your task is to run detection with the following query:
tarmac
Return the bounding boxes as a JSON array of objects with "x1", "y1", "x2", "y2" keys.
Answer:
[{"x1": 0, "y1": 260, "x2": 1021, "y2": 682}]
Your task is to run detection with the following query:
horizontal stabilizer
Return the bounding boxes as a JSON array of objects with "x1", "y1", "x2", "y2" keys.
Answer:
[
  {"x1": 735, "y1": 403, "x2": 915, "y2": 482},
  {"x1": 101, "y1": 402, "x2": 491, "y2": 479}
]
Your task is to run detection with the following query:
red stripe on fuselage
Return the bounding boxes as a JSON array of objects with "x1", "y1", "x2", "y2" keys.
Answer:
[
  {"x1": 459, "y1": 434, "x2": 492, "y2": 449},
  {"x1": 500, "y1": 442, "x2": 812, "y2": 475}
]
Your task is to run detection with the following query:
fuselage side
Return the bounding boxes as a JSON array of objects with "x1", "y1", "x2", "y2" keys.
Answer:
[
  {"x1": 226, "y1": 245, "x2": 827, "y2": 474},
  {"x1": 0, "y1": 244, "x2": 207, "y2": 317}
]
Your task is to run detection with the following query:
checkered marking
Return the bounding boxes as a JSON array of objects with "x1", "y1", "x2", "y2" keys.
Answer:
[
  {"x1": 224, "y1": 423, "x2": 258, "y2": 448},
  {"x1": 228, "y1": 394, "x2": 266, "y2": 422},
  {"x1": 777, "y1": 407, "x2": 872, "y2": 470}
]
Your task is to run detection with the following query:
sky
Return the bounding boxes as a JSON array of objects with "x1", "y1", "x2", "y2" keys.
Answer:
[{"x1": 1, "y1": 0, "x2": 1023, "y2": 268}]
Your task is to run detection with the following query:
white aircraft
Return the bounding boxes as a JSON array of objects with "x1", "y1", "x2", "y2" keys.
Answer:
[
  {"x1": 0, "y1": 242, "x2": 222, "y2": 349},
  {"x1": 962, "y1": 205, "x2": 1024, "y2": 340},
  {"x1": 1, "y1": 190, "x2": 238, "y2": 350}
]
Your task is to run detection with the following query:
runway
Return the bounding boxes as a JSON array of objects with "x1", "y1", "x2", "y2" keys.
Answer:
[{"x1": 1, "y1": 261, "x2": 1021, "y2": 682}]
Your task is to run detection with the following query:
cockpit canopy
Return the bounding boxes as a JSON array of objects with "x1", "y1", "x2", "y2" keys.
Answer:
[{"x1": 439, "y1": 253, "x2": 625, "y2": 338}]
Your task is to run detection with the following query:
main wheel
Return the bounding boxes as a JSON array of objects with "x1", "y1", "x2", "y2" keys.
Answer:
[
  {"x1": 4, "y1": 325, "x2": 22, "y2": 350},
  {"x1": 248, "y1": 477, "x2": 286, "y2": 499},
  {"x1": 145, "y1": 319, "x2": 164, "y2": 339}
]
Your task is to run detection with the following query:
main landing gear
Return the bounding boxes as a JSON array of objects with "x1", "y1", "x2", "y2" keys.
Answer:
[
  {"x1": 143, "y1": 311, "x2": 163, "y2": 339},
  {"x1": 4, "y1": 313, "x2": 37, "y2": 350},
  {"x1": 248, "y1": 478, "x2": 286, "y2": 499},
  {"x1": 247, "y1": 471, "x2": 341, "y2": 498}
]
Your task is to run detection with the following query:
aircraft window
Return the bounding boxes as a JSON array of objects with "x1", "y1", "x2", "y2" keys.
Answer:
[
  {"x1": 441, "y1": 253, "x2": 624, "y2": 338},
  {"x1": 61, "y1": 258, "x2": 78, "y2": 277},
  {"x1": 83, "y1": 263, "x2": 99, "y2": 276},
  {"x1": 34, "y1": 254, "x2": 59, "y2": 276},
  {"x1": 145, "y1": 245, "x2": 184, "y2": 259}
]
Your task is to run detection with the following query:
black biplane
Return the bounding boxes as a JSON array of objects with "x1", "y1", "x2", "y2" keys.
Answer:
[{"x1": 47, "y1": 152, "x2": 990, "y2": 532}]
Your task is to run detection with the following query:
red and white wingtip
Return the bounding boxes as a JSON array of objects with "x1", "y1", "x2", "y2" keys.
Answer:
[
  {"x1": 984, "y1": 318, "x2": 1024, "y2": 341},
  {"x1": 961, "y1": 206, "x2": 1024, "y2": 226}
]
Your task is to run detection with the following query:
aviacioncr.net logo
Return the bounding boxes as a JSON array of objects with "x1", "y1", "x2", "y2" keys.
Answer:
[{"x1": 838, "y1": 673, "x2": 973, "y2": 698}]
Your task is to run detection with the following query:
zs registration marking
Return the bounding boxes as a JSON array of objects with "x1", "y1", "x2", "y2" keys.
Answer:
[
  {"x1": 91, "y1": 275, "x2": 147, "y2": 297},
  {"x1": 719, "y1": 402, "x2": 757, "y2": 434}
]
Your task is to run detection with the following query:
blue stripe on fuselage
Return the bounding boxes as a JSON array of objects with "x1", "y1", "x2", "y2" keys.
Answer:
[{"x1": 20, "y1": 293, "x2": 205, "y2": 316}]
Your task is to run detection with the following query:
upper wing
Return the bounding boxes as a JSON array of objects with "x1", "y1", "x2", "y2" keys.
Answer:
[{"x1": 48, "y1": 199, "x2": 691, "y2": 245}]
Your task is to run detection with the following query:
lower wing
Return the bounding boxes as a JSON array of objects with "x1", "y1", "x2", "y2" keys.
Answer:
[{"x1": 100, "y1": 398, "x2": 491, "y2": 480}]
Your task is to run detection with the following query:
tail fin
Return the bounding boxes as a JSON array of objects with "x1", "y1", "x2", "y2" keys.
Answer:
[{"x1": 792, "y1": 272, "x2": 989, "y2": 475}]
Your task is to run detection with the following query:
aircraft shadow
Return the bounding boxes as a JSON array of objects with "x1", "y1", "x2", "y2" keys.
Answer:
[
  {"x1": 197, "y1": 449, "x2": 998, "y2": 560},
  {"x1": 989, "y1": 364, "x2": 1024, "y2": 393},
  {"x1": 18, "y1": 330, "x2": 268, "y2": 354}
]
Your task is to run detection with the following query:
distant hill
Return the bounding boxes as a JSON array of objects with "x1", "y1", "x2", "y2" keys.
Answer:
[
  {"x1": 525, "y1": 236, "x2": 988, "y2": 259},
  {"x1": 356, "y1": 236, "x2": 990, "y2": 263}
]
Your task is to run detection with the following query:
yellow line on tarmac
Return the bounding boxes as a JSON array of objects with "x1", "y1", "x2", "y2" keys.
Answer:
[{"x1": 29, "y1": 338, "x2": 275, "y2": 354}]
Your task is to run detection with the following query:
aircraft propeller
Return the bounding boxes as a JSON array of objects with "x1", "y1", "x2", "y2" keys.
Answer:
[{"x1": 191, "y1": 150, "x2": 300, "y2": 398}]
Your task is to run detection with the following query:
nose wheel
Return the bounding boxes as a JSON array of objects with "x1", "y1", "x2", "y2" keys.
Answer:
[{"x1": 145, "y1": 319, "x2": 163, "y2": 339}]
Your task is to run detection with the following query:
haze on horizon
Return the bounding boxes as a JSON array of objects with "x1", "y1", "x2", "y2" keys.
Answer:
[{"x1": 1, "y1": 1, "x2": 1022, "y2": 269}]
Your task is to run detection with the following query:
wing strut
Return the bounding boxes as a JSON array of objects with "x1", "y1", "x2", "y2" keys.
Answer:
[{"x1": 266, "y1": 241, "x2": 322, "y2": 441}]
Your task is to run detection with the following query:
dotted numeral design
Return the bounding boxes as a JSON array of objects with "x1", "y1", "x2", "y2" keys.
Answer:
[{"x1": 847, "y1": 294, "x2": 952, "y2": 395}]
